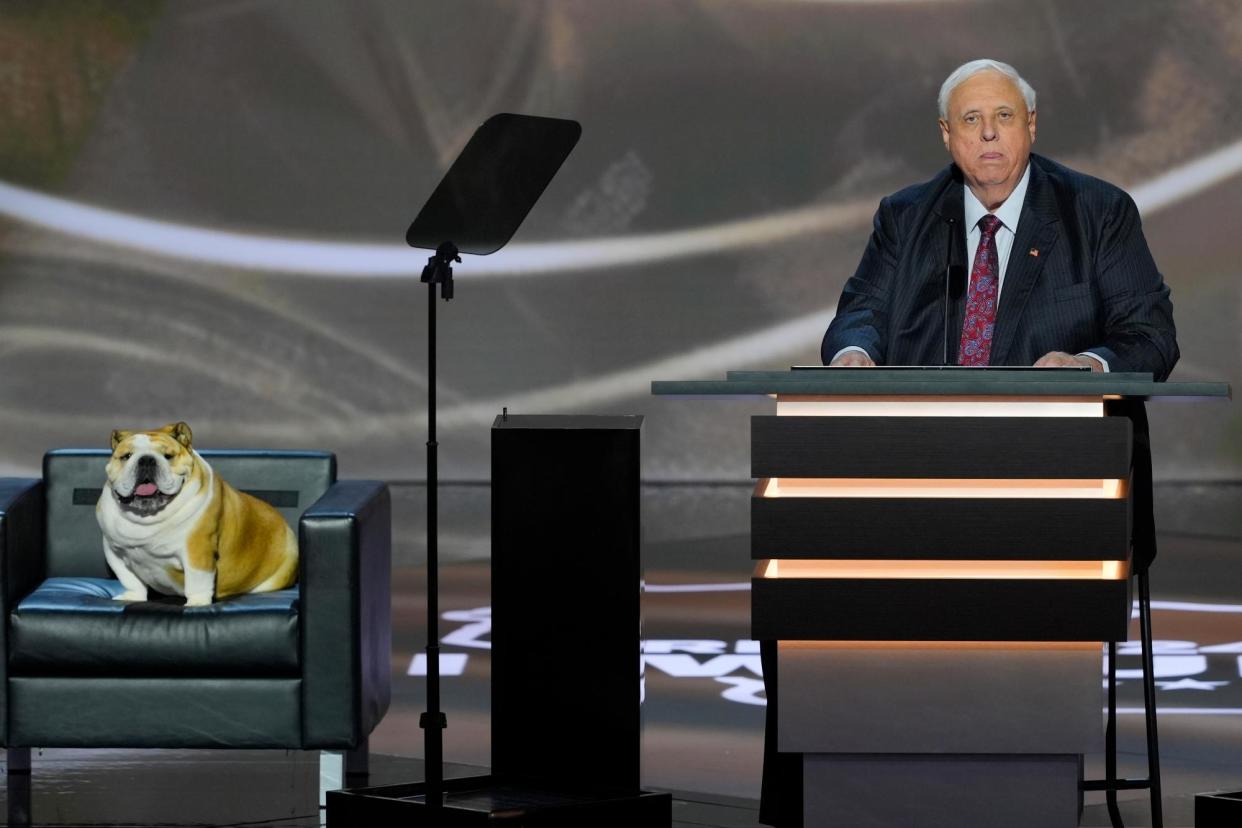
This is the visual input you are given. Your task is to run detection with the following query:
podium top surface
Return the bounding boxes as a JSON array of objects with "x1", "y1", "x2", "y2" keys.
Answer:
[{"x1": 650, "y1": 369, "x2": 1231, "y2": 400}]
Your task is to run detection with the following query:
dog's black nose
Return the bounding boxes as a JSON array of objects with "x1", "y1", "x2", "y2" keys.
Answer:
[{"x1": 136, "y1": 455, "x2": 158, "y2": 475}]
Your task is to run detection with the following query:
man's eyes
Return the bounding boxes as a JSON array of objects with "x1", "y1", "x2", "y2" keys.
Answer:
[{"x1": 961, "y1": 111, "x2": 1015, "y2": 126}]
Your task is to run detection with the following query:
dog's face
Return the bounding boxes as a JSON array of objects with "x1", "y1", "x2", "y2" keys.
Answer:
[{"x1": 106, "y1": 422, "x2": 199, "y2": 518}]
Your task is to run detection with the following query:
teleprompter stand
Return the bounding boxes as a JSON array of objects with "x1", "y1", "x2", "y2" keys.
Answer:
[{"x1": 326, "y1": 114, "x2": 669, "y2": 825}]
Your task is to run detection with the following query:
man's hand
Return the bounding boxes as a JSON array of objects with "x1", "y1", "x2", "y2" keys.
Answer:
[
  {"x1": 830, "y1": 350, "x2": 876, "y2": 368},
  {"x1": 1033, "y1": 351, "x2": 1101, "y2": 371}
]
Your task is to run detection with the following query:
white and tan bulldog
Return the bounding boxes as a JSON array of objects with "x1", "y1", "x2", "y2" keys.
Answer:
[{"x1": 95, "y1": 422, "x2": 298, "y2": 606}]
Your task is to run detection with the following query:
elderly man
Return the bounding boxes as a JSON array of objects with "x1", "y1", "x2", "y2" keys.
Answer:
[
  {"x1": 763, "y1": 59, "x2": 1179, "y2": 828},
  {"x1": 820, "y1": 58, "x2": 1178, "y2": 378}
]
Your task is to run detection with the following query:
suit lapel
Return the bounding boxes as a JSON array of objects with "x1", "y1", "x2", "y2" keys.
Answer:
[{"x1": 990, "y1": 160, "x2": 1061, "y2": 366}]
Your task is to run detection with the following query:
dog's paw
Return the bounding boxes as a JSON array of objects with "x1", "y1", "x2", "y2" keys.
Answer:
[
  {"x1": 184, "y1": 594, "x2": 213, "y2": 607},
  {"x1": 114, "y1": 590, "x2": 147, "y2": 602}
]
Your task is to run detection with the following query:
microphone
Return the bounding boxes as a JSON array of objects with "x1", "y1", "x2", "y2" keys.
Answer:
[{"x1": 943, "y1": 217, "x2": 956, "y2": 365}]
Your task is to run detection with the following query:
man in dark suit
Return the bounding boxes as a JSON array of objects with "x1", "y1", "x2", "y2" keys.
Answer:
[
  {"x1": 763, "y1": 59, "x2": 1178, "y2": 828},
  {"x1": 821, "y1": 59, "x2": 1178, "y2": 379}
]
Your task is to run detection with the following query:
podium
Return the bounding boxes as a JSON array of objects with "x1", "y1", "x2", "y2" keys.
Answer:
[{"x1": 653, "y1": 368, "x2": 1229, "y2": 827}]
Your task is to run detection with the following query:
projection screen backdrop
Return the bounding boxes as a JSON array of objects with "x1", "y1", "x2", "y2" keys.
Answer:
[{"x1": 1, "y1": 0, "x2": 1240, "y2": 481}]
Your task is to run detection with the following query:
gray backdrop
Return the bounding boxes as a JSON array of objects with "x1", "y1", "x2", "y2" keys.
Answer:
[{"x1": 1, "y1": 0, "x2": 1239, "y2": 481}]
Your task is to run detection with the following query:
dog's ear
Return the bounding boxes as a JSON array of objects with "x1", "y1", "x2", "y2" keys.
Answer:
[
  {"x1": 111, "y1": 430, "x2": 132, "y2": 451},
  {"x1": 170, "y1": 422, "x2": 193, "y2": 448}
]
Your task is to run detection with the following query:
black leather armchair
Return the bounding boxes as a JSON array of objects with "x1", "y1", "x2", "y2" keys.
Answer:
[{"x1": 0, "y1": 449, "x2": 390, "y2": 798}]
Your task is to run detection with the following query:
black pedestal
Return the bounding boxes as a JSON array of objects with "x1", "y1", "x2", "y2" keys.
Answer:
[
  {"x1": 328, "y1": 415, "x2": 667, "y2": 825},
  {"x1": 491, "y1": 415, "x2": 644, "y2": 788},
  {"x1": 1196, "y1": 790, "x2": 1242, "y2": 826}
]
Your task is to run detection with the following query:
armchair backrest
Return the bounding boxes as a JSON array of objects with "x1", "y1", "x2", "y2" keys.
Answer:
[{"x1": 42, "y1": 450, "x2": 337, "y2": 578}]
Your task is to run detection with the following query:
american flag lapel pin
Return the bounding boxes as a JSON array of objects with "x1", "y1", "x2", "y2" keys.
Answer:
[{"x1": 1029, "y1": 248, "x2": 1040, "y2": 257}]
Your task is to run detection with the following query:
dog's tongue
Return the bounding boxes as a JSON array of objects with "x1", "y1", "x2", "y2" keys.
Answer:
[{"x1": 135, "y1": 482, "x2": 158, "y2": 497}]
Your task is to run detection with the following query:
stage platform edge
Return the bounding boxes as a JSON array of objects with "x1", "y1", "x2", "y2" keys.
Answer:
[{"x1": 326, "y1": 774, "x2": 672, "y2": 826}]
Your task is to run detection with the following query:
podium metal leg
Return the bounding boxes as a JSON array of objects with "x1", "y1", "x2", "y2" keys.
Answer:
[
  {"x1": 1082, "y1": 571, "x2": 1163, "y2": 828},
  {"x1": 1138, "y1": 569, "x2": 1163, "y2": 828},
  {"x1": 1105, "y1": 641, "x2": 1123, "y2": 828}
]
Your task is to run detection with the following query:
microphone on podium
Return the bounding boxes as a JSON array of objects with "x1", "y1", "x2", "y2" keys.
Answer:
[{"x1": 942, "y1": 216, "x2": 967, "y2": 365}]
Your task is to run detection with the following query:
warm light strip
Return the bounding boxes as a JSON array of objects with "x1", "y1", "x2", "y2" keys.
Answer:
[
  {"x1": 757, "y1": 559, "x2": 1129, "y2": 580},
  {"x1": 776, "y1": 396, "x2": 1104, "y2": 418},
  {"x1": 779, "y1": 640, "x2": 1103, "y2": 651},
  {"x1": 759, "y1": 477, "x2": 1127, "y2": 499}
]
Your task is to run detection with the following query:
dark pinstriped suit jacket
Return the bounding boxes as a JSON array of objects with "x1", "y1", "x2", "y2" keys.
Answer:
[{"x1": 821, "y1": 153, "x2": 1179, "y2": 380}]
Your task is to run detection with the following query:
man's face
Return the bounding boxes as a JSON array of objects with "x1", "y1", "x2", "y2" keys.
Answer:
[{"x1": 939, "y1": 70, "x2": 1036, "y2": 203}]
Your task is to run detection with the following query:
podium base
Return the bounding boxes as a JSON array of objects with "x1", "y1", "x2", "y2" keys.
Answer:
[{"x1": 325, "y1": 774, "x2": 672, "y2": 826}]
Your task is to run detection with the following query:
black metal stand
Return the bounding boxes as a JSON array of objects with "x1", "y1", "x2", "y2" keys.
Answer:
[
  {"x1": 1082, "y1": 564, "x2": 1163, "y2": 828},
  {"x1": 325, "y1": 113, "x2": 668, "y2": 826},
  {"x1": 328, "y1": 777, "x2": 671, "y2": 825},
  {"x1": 416, "y1": 241, "x2": 459, "y2": 813}
]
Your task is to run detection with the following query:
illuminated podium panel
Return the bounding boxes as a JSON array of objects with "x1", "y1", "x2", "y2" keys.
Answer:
[
  {"x1": 754, "y1": 394, "x2": 1128, "y2": 826},
  {"x1": 652, "y1": 370, "x2": 1229, "y2": 828}
]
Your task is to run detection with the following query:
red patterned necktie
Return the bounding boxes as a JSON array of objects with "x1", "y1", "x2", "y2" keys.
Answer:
[{"x1": 958, "y1": 214, "x2": 1003, "y2": 366}]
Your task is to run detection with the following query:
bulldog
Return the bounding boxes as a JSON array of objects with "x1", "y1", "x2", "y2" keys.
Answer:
[{"x1": 95, "y1": 422, "x2": 298, "y2": 606}]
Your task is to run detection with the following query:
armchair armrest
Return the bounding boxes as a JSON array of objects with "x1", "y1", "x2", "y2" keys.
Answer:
[
  {"x1": 0, "y1": 478, "x2": 45, "y2": 746},
  {"x1": 298, "y1": 480, "x2": 392, "y2": 748},
  {"x1": 0, "y1": 480, "x2": 45, "y2": 611}
]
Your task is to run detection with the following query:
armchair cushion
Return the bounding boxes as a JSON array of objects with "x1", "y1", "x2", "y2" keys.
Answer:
[{"x1": 11, "y1": 577, "x2": 300, "y2": 677}]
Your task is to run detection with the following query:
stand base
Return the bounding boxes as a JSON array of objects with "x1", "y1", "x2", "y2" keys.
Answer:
[{"x1": 325, "y1": 774, "x2": 671, "y2": 826}]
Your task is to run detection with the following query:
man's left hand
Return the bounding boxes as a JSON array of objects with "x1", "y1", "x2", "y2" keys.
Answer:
[{"x1": 1033, "y1": 351, "x2": 1101, "y2": 371}]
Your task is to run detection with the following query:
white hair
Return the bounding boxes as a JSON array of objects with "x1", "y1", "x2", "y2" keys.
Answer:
[{"x1": 938, "y1": 59, "x2": 1036, "y2": 120}]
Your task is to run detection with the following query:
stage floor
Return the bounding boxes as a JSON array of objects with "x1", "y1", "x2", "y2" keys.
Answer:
[
  {"x1": 1, "y1": 483, "x2": 1238, "y2": 827},
  {"x1": 0, "y1": 745, "x2": 1233, "y2": 827},
  {"x1": 0, "y1": 749, "x2": 765, "y2": 827}
]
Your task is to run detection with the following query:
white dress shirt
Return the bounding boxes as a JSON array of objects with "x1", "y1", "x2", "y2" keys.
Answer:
[{"x1": 963, "y1": 163, "x2": 1029, "y2": 304}]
